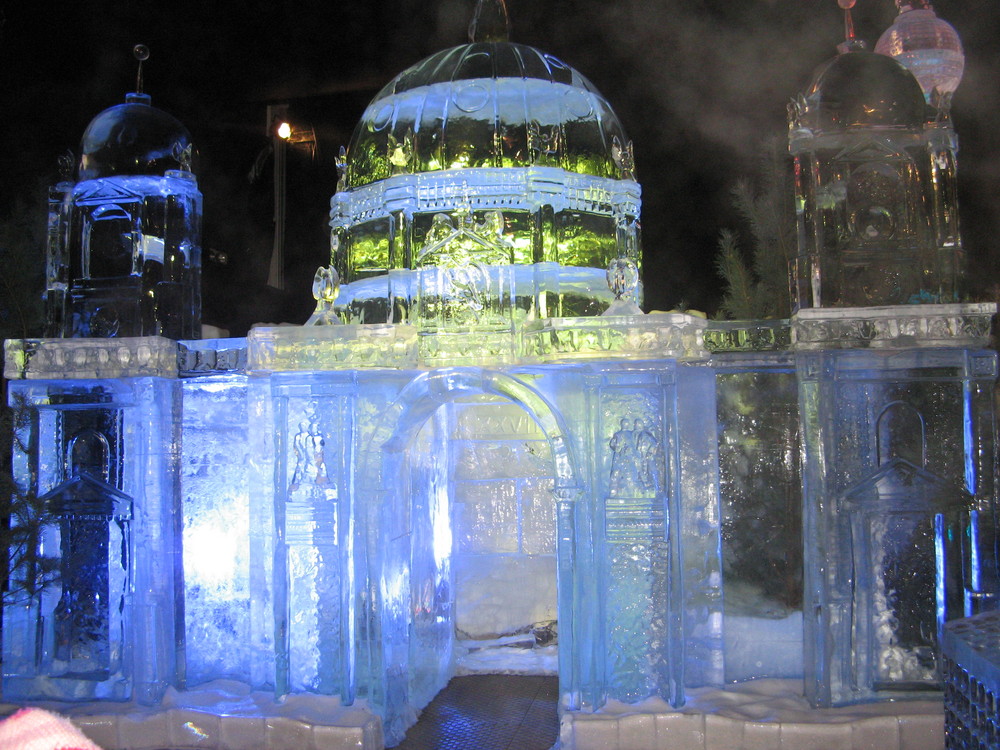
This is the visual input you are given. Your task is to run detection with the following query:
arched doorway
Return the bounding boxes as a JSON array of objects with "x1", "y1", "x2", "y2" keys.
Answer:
[{"x1": 355, "y1": 367, "x2": 581, "y2": 745}]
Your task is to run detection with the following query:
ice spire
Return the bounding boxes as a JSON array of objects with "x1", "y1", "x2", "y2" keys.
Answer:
[
  {"x1": 469, "y1": 0, "x2": 510, "y2": 43},
  {"x1": 836, "y1": 0, "x2": 866, "y2": 53},
  {"x1": 133, "y1": 44, "x2": 149, "y2": 96}
]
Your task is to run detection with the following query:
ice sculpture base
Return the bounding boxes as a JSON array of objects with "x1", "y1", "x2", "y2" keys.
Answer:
[
  {"x1": 2, "y1": 681, "x2": 383, "y2": 750},
  {"x1": 10, "y1": 680, "x2": 948, "y2": 750},
  {"x1": 559, "y1": 680, "x2": 944, "y2": 750}
]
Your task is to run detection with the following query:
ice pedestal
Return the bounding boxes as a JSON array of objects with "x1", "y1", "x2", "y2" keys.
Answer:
[{"x1": 795, "y1": 304, "x2": 999, "y2": 707}]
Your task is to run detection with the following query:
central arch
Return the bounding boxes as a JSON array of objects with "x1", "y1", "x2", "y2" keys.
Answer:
[{"x1": 355, "y1": 367, "x2": 582, "y2": 745}]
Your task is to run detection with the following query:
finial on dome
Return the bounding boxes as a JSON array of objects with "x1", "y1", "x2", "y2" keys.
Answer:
[
  {"x1": 133, "y1": 44, "x2": 150, "y2": 95},
  {"x1": 876, "y1": 0, "x2": 963, "y2": 114},
  {"x1": 836, "y1": 0, "x2": 866, "y2": 53},
  {"x1": 469, "y1": 0, "x2": 510, "y2": 43}
]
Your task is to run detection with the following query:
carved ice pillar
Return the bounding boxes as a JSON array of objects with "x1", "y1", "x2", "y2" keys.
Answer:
[
  {"x1": 534, "y1": 360, "x2": 699, "y2": 709},
  {"x1": 524, "y1": 312, "x2": 717, "y2": 706},
  {"x1": 261, "y1": 373, "x2": 357, "y2": 697},
  {"x1": 245, "y1": 325, "x2": 416, "y2": 709},
  {"x1": 2, "y1": 337, "x2": 181, "y2": 703},
  {"x1": 794, "y1": 304, "x2": 999, "y2": 707}
]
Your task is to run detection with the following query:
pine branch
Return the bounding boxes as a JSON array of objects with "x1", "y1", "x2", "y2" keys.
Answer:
[
  {"x1": 716, "y1": 139, "x2": 796, "y2": 319},
  {"x1": 715, "y1": 229, "x2": 760, "y2": 320}
]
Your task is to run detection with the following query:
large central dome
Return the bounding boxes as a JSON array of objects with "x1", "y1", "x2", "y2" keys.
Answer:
[
  {"x1": 343, "y1": 42, "x2": 632, "y2": 188},
  {"x1": 329, "y1": 20, "x2": 642, "y2": 361}
]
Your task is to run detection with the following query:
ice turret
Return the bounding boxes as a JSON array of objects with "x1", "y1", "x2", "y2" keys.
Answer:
[
  {"x1": 46, "y1": 45, "x2": 202, "y2": 340},
  {"x1": 788, "y1": 2, "x2": 962, "y2": 309}
]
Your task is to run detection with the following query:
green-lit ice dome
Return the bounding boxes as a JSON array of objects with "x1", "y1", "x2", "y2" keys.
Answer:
[
  {"x1": 329, "y1": 0, "x2": 642, "y2": 348},
  {"x1": 343, "y1": 41, "x2": 633, "y2": 188}
]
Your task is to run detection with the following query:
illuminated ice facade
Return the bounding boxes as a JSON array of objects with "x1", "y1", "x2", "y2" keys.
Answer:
[{"x1": 3, "y1": 17, "x2": 1000, "y2": 750}]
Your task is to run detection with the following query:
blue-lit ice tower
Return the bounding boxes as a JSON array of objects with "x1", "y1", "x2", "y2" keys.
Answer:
[
  {"x1": 3, "y1": 50, "x2": 194, "y2": 704},
  {"x1": 789, "y1": 2, "x2": 999, "y2": 707},
  {"x1": 45, "y1": 49, "x2": 201, "y2": 340}
]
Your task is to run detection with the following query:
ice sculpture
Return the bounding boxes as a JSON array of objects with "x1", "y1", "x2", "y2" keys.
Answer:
[
  {"x1": 790, "y1": 5, "x2": 996, "y2": 712},
  {"x1": 788, "y1": 20, "x2": 962, "y2": 309},
  {"x1": 4, "y1": 3, "x2": 1000, "y2": 749},
  {"x1": 329, "y1": 0, "x2": 641, "y2": 361},
  {"x1": 46, "y1": 46, "x2": 202, "y2": 340},
  {"x1": 797, "y1": 329, "x2": 998, "y2": 707}
]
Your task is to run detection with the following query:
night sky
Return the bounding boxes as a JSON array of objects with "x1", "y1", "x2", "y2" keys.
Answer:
[{"x1": 2, "y1": 0, "x2": 999, "y2": 334}]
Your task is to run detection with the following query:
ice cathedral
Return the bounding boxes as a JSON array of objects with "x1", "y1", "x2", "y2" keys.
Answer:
[{"x1": 3, "y1": 1, "x2": 999, "y2": 748}]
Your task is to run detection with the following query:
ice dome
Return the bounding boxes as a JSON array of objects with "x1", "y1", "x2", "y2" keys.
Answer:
[
  {"x1": 875, "y1": 1, "x2": 964, "y2": 105},
  {"x1": 788, "y1": 42, "x2": 963, "y2": 310},
  {"x1": 794, "y1": 50, "x2": 927, "y2": 133},
  {"x1": 330, "y1": 20, "x2": 642, "y2": 343},
  {"x1": 78, "y1": 93, "x2": 195, "y2": 180},
  {"x1": 342, "y1": 42, "x2": 632, "y2": 189},
  {"x1": 47, "y1": 87, "x2": 202, "y2": 340}
]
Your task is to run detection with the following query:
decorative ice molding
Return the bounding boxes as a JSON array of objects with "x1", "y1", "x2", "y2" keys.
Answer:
[
  {"x1": 521, "y1": 312, "x2": 707, "y2": 362},
  {"x1": 246, "y1": 324, "x2": 418, "y2": 373},
  {"x1": 791, "y1": 303, "x2": 996, "y2": 350},
  {"x1": 4, "y1": 337, "x2": 179, "y2": 380}
]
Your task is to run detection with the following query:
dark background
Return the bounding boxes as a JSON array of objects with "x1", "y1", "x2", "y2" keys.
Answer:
[{"x1": 2, "y1": 0, "x2": 998, "y2": 334}]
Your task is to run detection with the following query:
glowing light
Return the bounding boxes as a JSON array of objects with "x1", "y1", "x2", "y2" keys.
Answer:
[
  {"x1": 277, "y1": 122, "x2": 292, "y2": 140},
  {"x1": 184, "y1": 513, "x2": 241, "y2": 590}
]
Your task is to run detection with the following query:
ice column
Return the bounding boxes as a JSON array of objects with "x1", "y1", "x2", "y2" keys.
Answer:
[
  {"x1": 536, "y1": 361, "x2": 689, "y2": 709},
  {"x1": 2, "y1": 337, "x2": 181, "y2": 704},
  {"x1": 795, "y1": 307, "x2": 999, "y2": 706}
]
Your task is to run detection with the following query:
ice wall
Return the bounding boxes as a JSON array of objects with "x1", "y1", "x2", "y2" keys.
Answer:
[
  {"x1": 180, "y1": 373, "x2": 251, "y2": 687},
  {"x1": 708, "y1": 323, "x2": 804, "y2": 683},
  {"x1": 3, "y1": 338, "x2": 182, "y2": 705},
  {"x1": 795, "y1": 306, "x2": 999, "y2": 707}
]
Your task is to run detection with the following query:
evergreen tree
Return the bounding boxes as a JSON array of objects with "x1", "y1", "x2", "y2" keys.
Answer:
[{"x1": 715, "y1": 140, "x2": 796, "y2": 320}]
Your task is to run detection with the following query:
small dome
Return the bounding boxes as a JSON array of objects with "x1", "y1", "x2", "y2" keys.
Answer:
[
  {"x1": 344, "y1": 42, "x2": 632, "y2": 189},
  {"x1": 875, "y1": 8, "x2": 964, "y2": 103},
  {"x1": 78, "y1": 93, "x2": 195, "y2": 181},
  {"x1": 797, "y1": 51, "x2": 927, "y2": 132}
]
